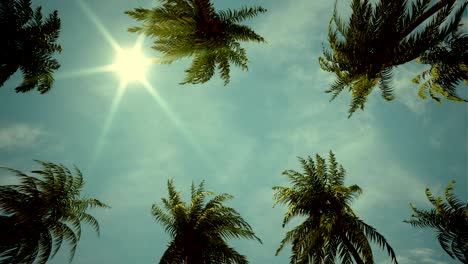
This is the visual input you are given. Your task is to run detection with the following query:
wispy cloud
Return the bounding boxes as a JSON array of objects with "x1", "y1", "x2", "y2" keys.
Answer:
[
  {"x1": 0, "y1": 123, "x2": 44, "y2": 149},
  {"x1": 391, "y1": 63, "x2": 430, "y2": 114},
  {"x1": 397, "y1": 248, "x2": 449, "y2": 264}
]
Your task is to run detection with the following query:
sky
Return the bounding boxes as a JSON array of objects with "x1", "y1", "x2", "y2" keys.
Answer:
[{"x1": 0, "y1": 0, "x2": 467, "y2": 263}]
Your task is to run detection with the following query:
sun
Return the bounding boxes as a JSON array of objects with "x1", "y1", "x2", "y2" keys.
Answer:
[{"x1": 112, "y1": 44, "x2": 151, "y2": 84}]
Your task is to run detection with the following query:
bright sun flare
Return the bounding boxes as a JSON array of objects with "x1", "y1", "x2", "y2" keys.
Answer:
[{"x1": 112, "y1": 46, "x2": 151, "y2": 84}]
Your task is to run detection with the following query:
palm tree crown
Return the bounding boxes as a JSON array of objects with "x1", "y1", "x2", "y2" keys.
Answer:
[
  {"x1": 273, "y1": 151, "x2": 398, "y2": 264},
  {"x1": 319, "y1": 0, "x2": 467, "y2": 117},
  {"x1": 125, "y1": 0, "x2": 266, "y2": 85},
  {"x1": 404, "y1": 180, "x2": 468, "y2": 263},
  {"x1": 0, "y1": 0, "x2": 62, "y2": 93},
  {"x1": 0, "y1": 161, "x2": 109, "y2": 264},
  {"x1": 152, "y1": 179, "x2": 262, "y2": 264}
]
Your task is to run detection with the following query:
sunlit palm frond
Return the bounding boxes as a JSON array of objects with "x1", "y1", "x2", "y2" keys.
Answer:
[{"x1": 125, "y1": 0, "x2": 266, "y2": 85}]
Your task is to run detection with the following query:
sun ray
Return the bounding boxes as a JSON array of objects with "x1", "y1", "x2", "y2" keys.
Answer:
[
  {"x1": 55, "y1": 65, "x2": 114, "y2": 80},
  {"x1": 89, "y1": 82, "x2": 127, "y2": 169},
  {"x1": 76, "y1": 0, "x2": 213, "y2": 171},
  {"x1": 76, "y1": 0, "x2": 121, "y2": 51},
  {"x1": 141, "y1": 80, "x2": 215, "y2": 170}
]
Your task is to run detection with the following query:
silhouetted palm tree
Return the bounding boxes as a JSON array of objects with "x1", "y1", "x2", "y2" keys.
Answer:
[
  {"x1": 319, "y1": 0, "x2": 467, "y2": 117},
  {"x1": 273, "y1": 151, "x2": 398, "y2": 264},
  {"x1": 0, "y1": 161, "x2": 109, "y2": 264},
  {"x1": 404, "y1": 180, "x2": 468, "y2": 263},
  {"x1": 0, "y1": 0, "x2": 62, "y2": 94},
  {"x1": 125, "y1": 0, "x2": 266, "y2": 85},
  {"x1": 153, "y1": 179, "x2": 261, "y2": 263}
]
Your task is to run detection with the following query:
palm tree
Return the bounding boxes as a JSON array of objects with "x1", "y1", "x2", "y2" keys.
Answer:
[
  {"x1": 319, "y1": 0, "x2": 467, "y2": 117},
  {"x1": 0, "y1": 161, "x2": 109, "y2": 264},
  {"x1": 0, "y1": 0, "x2": 62, "y2": 94},
  {"x1": 404, "y1": 180, "x2": 468, "y2": 263},
  {"x1": 125, "y1": 0, "x2": 266, "y2": 85},
  {"x1": 273, "y1": 151, "x2": 398, "y2": 264},
  {"x1": 152, "y1": 179, "x2": 262, "y2": 263}
]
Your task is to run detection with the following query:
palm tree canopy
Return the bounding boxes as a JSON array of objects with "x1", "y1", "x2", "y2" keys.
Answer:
[
  {"x1": 0, "y1": 161, "x2": 109, "y2": 264},
  {"x1": 153, "y1": 179, "x2": 261, "y2": 264},
  {"x1": 125, "y1": 0, "x2": 266, "y2": 85},
  {"x1": 0, "y1": 0, "x2": 62, "y2": 94},
  {"x1": 404, "y1": 180, "x2": 468, "y2": 263},
  {"x1": 319, "y1": 0, "x2": 467, "y2": 117},
  {"x1": 273, "y1": 151, "x2": 398, "y2": 264}
]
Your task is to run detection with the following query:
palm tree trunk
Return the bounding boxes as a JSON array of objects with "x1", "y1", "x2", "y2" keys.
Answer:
[
  {"x1": 399, "y1": 0, "x2": 455, "y2": 41},
  {"x1": 339, "y1": 232, "x2": 365, "y2": 264},
  {"x1": 193, "y1": 0, "x2": 211, "y2": 23}
]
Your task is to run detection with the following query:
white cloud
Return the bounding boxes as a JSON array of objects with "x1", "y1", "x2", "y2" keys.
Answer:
[
  {"x1": 247, "y1": 0, "x2": 334, "y2": 66},
  {"x1": 391, "y1": 64, "x2": 429, "y2": 114},
  {"x1": 0, "y1": 123, "x2": 44, "y2": 149},
  {"x1": 397, "y1": 248, "x2": 449, "y2": 264}
]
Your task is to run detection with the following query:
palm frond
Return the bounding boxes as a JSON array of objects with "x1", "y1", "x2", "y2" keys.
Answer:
[
  {"x1": 0, "y1": 161, "x2": 107, "y2": 263},
  {"x1": 404, "y1": 180, "x2": 468, "y2": 262},
  {"x1": 153, "y1": 179, "x2": 260, "y2": 263},
  {"x1": 217, "y1": 6, "x2": 266, "y2": 23},
  {"x1": 321, "y1": 0, "x2": 467, "y2": 117},
  {"x1": 125, "y1": 0, "x2": 266, "y2": 85},
  {"x1": 274, "y1": 151, "x2": 396, "y2": 263}
]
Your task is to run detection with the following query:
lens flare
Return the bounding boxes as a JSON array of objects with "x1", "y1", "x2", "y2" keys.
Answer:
[
  {"x1": 112, "y1": 45, "x2": 151, "y2": 85},
  {"x1": 74, "y1": 0, "x2": 212, "y2": 171}
]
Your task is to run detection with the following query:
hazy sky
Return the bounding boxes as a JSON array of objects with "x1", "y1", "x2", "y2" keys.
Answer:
[{"x1": 0, "y1": 0, "x2": 467, "y2": 263}]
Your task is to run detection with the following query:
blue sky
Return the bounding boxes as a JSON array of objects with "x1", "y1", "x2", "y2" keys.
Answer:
[{"x1": 0, "y1": 0, "x2": 467, "y2": 263}]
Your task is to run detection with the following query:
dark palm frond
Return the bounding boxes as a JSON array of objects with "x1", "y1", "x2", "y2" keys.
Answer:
[
  {"x1": 0, "y1": 161, "x2": 108, "y2": 264},
  {"x1": 320, "y1": 0, "x2": 467, "y2": 117},
  {"x1": 181, "y1": 50, "x2": 217, "y2": 85},
  {"x1": 354, "y1": 217, "x2": 398, "y2": 263},
  {"x1": 0, "y1": 0, "x2": 62, "y2": 94},
  {"x1": 153, "y1": 179, "x2": 261, "y2": 263},
  {"x1": 273, "y1": 151, "x2": 398, "y2": 264},
  {"x1": 217, "y1": 6, "x2": 267, "y2": 24},
  {"x1": 404, "y1": 180, "x2": 468, "y2": 263},
  {"x1": 125, "y1": 0, "x2": 266, "y2": 85}
]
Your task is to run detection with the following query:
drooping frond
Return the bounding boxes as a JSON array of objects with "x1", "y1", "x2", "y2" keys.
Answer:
[
  {"x1": 412, "y1": 27, "x2": 468, "y2": 103},
  {"x1": 320, "y1": 0, "x2": 467, "y2": 117},
  {"x1": 0, "y1": 161, "x2": 108, "y2": 264},
  {"x1": 404, "y1": 180, "x2": 467, "y2": 263}
]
